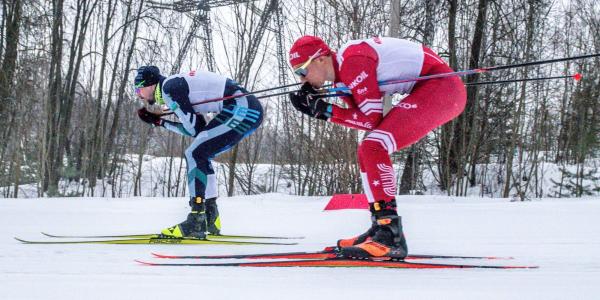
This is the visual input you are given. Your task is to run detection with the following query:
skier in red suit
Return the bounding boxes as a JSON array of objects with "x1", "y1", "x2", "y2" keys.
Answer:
[{"x1": 288, "y1": 36, "x2": 466, "y2": 259}]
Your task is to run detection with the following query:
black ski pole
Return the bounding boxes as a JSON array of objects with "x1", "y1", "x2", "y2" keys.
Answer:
[
  {"x1": 465, "y1": 73, "x2": 582, "y2": 86},
  {"x1": 327, "y1": 53, "x2": 598, "y2": 93},
  {"x1": 190, "y1": 82, "x2": 301, "y2": 106},
  {"x1": 161, "y1": 53, "x2": 597, "y2": 115},
  {"x1": 312, "y1": 73, "x2": 583, "y2": 99}
]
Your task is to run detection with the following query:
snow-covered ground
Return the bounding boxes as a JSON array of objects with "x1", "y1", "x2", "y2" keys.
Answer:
[{"x1": 1, "y1": 194, "x2": 599, "y2": 299}]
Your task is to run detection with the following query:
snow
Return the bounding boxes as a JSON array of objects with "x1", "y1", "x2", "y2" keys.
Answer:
[{"x1": 1, "y1": 194, "x2": 600, "y2": 299}]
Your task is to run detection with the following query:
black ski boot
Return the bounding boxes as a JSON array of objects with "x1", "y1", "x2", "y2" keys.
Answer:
[
  {"x1": 205, "y1": 197, "x2": 221, "y2": 235},
  {"x1": 339, "y1": 200, "x2": 408, "y2": 259},
  {"x1": 160, "y1": 196, "x2": 207, "y2": 239}
]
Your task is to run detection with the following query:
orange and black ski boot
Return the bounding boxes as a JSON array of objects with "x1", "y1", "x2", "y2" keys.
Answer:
[
  {"x1": 339, "y1": 200, "x2": 408, "y2": 260},
  {"x1": 336, "y1": 220, "x2": 376, "y2": 248}
]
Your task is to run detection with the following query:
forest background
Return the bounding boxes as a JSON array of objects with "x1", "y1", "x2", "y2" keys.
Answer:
[{"x1": 0, "y1": 0, "x2": 598, "y2": 199}]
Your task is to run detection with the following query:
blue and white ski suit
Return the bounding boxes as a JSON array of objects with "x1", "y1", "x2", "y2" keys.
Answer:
[{"x1": 157, "y1": 70, "x2": 263, "y2": 199}]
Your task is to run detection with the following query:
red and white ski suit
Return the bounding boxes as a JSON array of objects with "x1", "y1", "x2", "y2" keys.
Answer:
[{"x1": 329, "y1": 37, "x2": 466, "y2": 202}]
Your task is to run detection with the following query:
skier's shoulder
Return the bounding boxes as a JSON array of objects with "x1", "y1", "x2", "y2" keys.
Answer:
[
  {"x1": 162, "y1": 70, "x2": 206, "y2": 88},
  {"x1": 340, "y1": 37, "x2": 421, "y2": 57},
  {"x1": 162, "y1": 74, "x2": 189, "y2": 95},
  {"x1": 339, "y1": 38, "x2": 378, "y2": 61}
]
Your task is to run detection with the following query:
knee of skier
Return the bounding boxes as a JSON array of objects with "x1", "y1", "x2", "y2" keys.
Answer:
[{"x1": 184, "y1": 146, "x2": 209, "y2": 163}]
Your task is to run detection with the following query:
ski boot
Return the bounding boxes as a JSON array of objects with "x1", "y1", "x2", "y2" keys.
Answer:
[
  {"x1": 205, "y1": 197, "x2": 221, "y2": 235},
  {"x1": 336, "y1": 220, "x2": 376, "y2": 248},
  {"x1": 160, "y1": 196, "x2": 207, "y2": 239},
  {"x1": 339, "y1": 199, "x2": 408, "y2": 260}
]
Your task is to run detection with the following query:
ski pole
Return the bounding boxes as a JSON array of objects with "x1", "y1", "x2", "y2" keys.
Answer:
[
  {"x1": 464, "y1": 73, "x2": 582, "y2": 86},
  {"x1": 326, "y1": 53, "x2": 598, "y2": 93},
  {"x1": 309, "y1": 73, "x2": 582, "y2": 100},
  {"x1": 251, "y1": 70, "x2": 585, "y2": 99},
  {"x1": 160, "y1": 82, "x2": 301, "y2": 116},
  {"x1": 190, "y1": 82, "x2": 301, "y2": 106},
  {"x1": 255, "y1": 89, "x2": 298, "y2": 100},
  {"x1": 160, "y1": 89, "x2": 345, "y2": 116},
  {"x1": 159, "y1": 72, "x2": 583, "y2": 116},
  {"x1": 160, "y1": 53, "x2": 597, "y2": 115}
]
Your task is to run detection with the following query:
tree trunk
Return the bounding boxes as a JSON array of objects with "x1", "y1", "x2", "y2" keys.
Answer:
[
  {"x1": 43, "y1": 0, "x2": 65, "y2": 195},
  {"x1": 103, "y1": 0, "x2": 143, "y2": 177},
  {"x1": 503, "y1": 0, "x2": 538, "y2": 198},
  {"x1": 439, "y1": 0, "x2": 458, "y2": 192},
  {"x1": 86, "y1": 0, "x2": 116, "y2": 194},
  {"x1": 0, "y1": 0, "x2": 21, "y2": 148},
  {"x1": 452, "y1": 0, "x2": 488, "y2": 195},
  {"x1": 226, "y1": 0, "x2": 278, "y2": 196}
]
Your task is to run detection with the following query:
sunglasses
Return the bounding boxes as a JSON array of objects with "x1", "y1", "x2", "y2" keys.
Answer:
[
  {"x1": 293, "y1": 49, "x2": 323, "y2": 77},
  {"x1": 134, "y1": 80, "x2": 145, "y2": 95}
]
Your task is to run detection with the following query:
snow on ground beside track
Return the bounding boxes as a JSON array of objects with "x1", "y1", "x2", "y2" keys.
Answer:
[{"x1": 1, "y1": 194, "x2": 599, "y2": 300}]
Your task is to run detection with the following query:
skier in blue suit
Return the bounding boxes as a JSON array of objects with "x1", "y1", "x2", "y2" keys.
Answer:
[{"x1": 134, "y1": 66, "x2": 263, "y2": 239}]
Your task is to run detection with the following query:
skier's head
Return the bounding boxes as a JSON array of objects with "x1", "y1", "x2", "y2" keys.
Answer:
[
  {"x1": 289, "y1": 35, "x2": 334, "y2": 88},
  {"x1": 134, "y1": 65, "x2": 162, "y2": 104}
]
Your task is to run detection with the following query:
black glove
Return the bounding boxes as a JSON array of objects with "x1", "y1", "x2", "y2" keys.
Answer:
[
  {"x1": 137, "y1": 108, "x2": 164, "y2": 127},
  {"x1": 289, "y1": 83, "x2": 332, "y2": 121}
]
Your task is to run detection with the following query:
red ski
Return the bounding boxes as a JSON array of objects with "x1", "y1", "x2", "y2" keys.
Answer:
[
  {"x1": 151, "y1": 246, "x2": 513, "y2": 260},
  {"x1": 135, "y1": 258, "x2": 536, "y2": 269}
]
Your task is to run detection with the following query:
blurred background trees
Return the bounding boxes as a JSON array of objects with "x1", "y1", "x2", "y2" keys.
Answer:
[{"x1": 0, "y1": 0, "x2": 598, "y2": 199}]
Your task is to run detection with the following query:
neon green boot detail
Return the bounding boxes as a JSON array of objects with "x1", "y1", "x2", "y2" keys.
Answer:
[
  {"x1": 211, "y1": 215, "x2": 222, "y2": 234},
  {"x1": 161, "y1": 225, "x2": 185, "y2": 238},
  {"x1": 161, "y1": 196, "x2": 207, "y2": 239},
  {"x1": 206, "y1": 198, "x2": 221, "y2": 235}
]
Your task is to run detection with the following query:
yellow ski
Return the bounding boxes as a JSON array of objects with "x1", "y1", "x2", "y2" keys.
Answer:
[
  {"x1": 41, "y1": 232, "x2": 303, "y2": 240},
  {"x1": 15, "y1": 237, "x2": 297, "y2": 245}
]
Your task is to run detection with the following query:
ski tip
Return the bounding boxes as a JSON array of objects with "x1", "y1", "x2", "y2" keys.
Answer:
[
  {"x1": 14, "y1": 237, "x2": 32, "y2": 243},
  {"x1": 135, "y1": 259, "x2": 157, "y2": 266},
  {"x1": 151, "y1": 252, "x2": 177, "y2": 259}
]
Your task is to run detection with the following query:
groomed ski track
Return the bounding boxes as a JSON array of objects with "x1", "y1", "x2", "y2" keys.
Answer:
[{"x1": 1, "y1": 194, "x2": 600, "y2": 299}]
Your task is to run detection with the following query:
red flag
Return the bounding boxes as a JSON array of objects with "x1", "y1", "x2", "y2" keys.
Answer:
[{"x1": 324, "y1": 194, "x2": 369, "y2": 210}]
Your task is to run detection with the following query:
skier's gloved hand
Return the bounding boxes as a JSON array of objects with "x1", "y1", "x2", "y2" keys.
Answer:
[
  {"x1": 289, "y1": 82, "x2": 332, "y2": 121},
  {"x1": 288, "y1": 83, "x2": 314, "y2": 115},
  {"x1": 137, "y1": 107, "x2": 164, "y2": 127}
]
